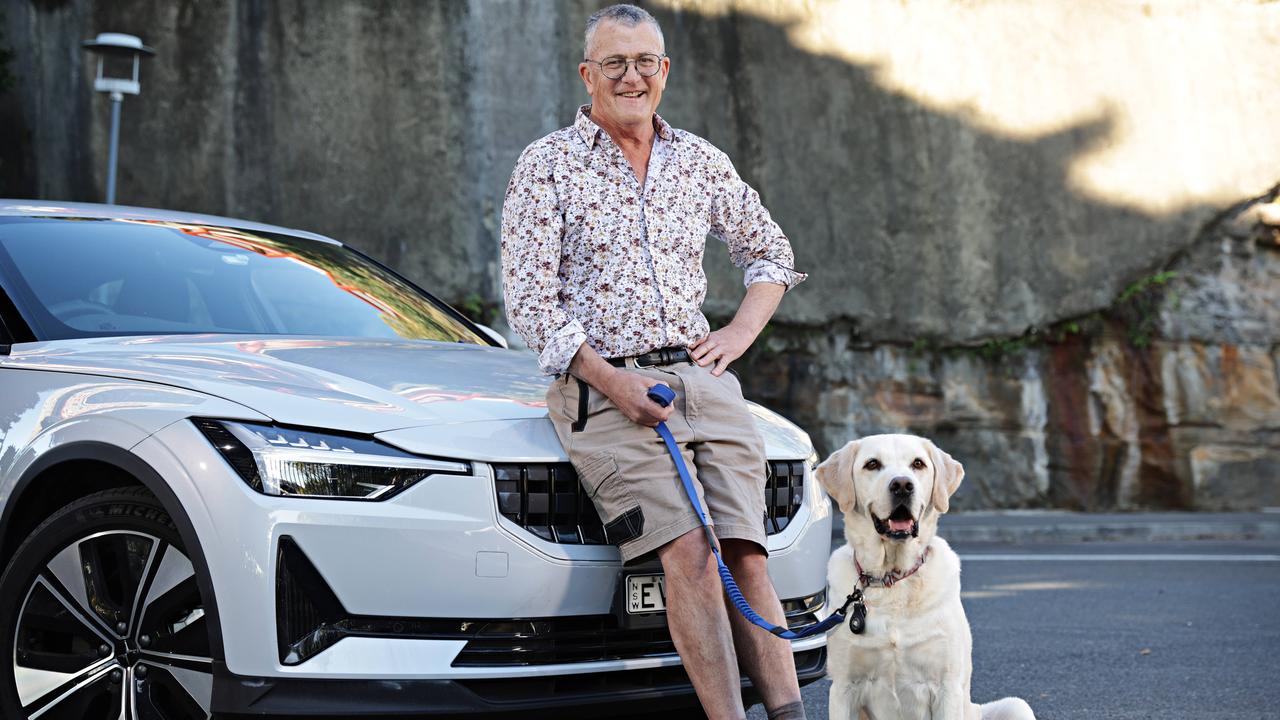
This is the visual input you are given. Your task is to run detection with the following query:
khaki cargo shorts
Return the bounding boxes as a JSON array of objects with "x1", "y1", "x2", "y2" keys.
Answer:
[{"x1": 546, "y1": 359, "x2": 768, "y2": 564}]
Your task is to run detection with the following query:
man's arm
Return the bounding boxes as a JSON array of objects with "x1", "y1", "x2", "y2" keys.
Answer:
[
  {"x1": 688, "y1": 281, "x2": 784, "y2": 376},
  {"x1": 694, "y1": 148, "x2": 806, "y2": 376},
  {"x1": 500, "y1": 146, "x2": 587, "y2": 376},
  {"x1": 567, "y1": 343, "x2": 673, "y2": 427},
  {"x1": 706, "y1": 149, "x2": 807, "y2": 293}
]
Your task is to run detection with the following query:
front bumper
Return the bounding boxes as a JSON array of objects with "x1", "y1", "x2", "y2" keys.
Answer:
[
  {"x1": 213, "y1": 648, "x2": 827, "y2": 717},
  {"x1": 133, "y1": 418, "x2": 832, "y2": 683}
]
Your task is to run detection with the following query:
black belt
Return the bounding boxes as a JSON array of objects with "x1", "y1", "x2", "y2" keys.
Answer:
[{"x1": 607, "y1": 346, "x2": 692, "y2": 368}]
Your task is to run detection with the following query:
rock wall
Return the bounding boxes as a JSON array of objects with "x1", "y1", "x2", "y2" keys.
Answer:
[
  {"x1": 2, "y1": 1, "x2": 1278, "y2": 508},
  {"x1": 737, "y1": 194, "x2": 1280, "y2": 510}
]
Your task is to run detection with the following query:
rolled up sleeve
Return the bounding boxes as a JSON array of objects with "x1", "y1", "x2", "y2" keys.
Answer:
[
  {"x1": 500, "y1": 146, "x2": 586, "y2": 375},
  {"x1": 707, "y1": 150, "x2": 808, "y2": 291}
]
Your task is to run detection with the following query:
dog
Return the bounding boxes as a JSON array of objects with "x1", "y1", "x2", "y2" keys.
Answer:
[{"x1": 816, "y1": 434, "x2": 1036, "y2": 720}]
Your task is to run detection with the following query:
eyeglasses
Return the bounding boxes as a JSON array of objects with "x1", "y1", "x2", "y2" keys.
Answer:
[{"x1": 583, "y1": 53, "x2": 666, "y2": 80}]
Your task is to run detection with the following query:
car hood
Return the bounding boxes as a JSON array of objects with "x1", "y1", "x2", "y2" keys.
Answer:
[{"x1": 1, "y1": 335, "x2": 813, "y2": 462}]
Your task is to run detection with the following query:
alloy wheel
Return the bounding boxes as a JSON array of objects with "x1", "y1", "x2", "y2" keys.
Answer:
[{"x1": 12, "y1": 529, "x2": 212, "y2": 719}]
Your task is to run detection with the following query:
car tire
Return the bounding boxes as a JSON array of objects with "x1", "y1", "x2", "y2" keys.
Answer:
[{"x1": 0, "y1": 487, "x2": 214, "y2": 719}]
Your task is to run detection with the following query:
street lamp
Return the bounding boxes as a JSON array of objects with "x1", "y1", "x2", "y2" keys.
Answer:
[{"x1": 82, "y1": 32, "x2": 154, "y2": 205}]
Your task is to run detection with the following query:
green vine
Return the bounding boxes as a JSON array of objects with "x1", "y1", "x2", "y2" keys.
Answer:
[{"x1": 1113, "y1": 270, "x2": 1178, "y2": 348}]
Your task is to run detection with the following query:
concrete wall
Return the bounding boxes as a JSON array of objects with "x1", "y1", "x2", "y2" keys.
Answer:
[{"x1": 3, "y1": 0, "x2": 1278, "y2": 508}]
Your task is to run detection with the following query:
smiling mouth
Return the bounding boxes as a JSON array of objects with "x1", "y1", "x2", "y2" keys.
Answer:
[
  {"x1": 871, "y1": 506, "x2": 919, "y2": 540},
  {"x1": 617, "y1": 91, "x2": 646, "y2": 99}
]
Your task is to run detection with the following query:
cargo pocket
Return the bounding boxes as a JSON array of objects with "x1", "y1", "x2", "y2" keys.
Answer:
[{"x1": 578, "y1": 451, "x2": 644, "y2": 546}]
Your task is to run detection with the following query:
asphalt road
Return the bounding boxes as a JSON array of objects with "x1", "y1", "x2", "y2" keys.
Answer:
[{"x1": 745, "y1": 538, "x2": 1280, "y2": 720}]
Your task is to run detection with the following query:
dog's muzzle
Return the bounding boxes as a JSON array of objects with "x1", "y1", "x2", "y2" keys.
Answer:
[{"x1": 872, "y1": 503, "x2": 919, "y2": 540}]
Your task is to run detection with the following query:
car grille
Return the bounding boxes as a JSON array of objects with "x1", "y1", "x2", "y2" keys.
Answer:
[
  {"x1": 493, "y1": 459, "x2": 806, "y2": 544},
  {"x1": 764, "y1": 460, "x2": 806, "y2": 533}
]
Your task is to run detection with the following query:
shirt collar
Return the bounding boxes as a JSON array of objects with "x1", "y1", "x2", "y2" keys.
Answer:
[{"x1": 574, "y1": 104, "x2": 675, "y2": 149}]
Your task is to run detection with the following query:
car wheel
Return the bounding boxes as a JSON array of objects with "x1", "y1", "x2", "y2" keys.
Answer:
[{"x1": 0, "y1": 488, "x2": 213, "y2": 719}]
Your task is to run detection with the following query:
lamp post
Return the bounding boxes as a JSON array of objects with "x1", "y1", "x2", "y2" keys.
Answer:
[{"x1": 82, "y1": 32, "x2": 154, "y2": 205}]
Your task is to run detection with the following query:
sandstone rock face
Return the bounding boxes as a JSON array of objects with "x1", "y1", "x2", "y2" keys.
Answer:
[
  {"x1": 1155, "y1": 212, "x2": 1280, "y2": 510},
  {"x1": 2, "y1": 1, "x2": 1278, "y2": 508},
  {"x1": 740, "y1": 197, "x2": 1280, "y2": 510}
]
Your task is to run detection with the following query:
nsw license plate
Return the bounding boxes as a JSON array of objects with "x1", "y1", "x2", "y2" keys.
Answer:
[{"x1": 626, "y1": 573, "x2": 667, "y2": 614}]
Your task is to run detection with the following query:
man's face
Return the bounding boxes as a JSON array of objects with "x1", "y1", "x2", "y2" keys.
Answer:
[{"x1": 579, "y1": 20, "x2": 669, "y2": 133}]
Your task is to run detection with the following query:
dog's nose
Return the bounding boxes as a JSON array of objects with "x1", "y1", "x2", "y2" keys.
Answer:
[{"x1": 889, "y1": 477, "x2": 914, "y2": 498}]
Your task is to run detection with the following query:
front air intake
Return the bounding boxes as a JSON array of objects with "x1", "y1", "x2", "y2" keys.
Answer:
[{"x1": 276, "y1": 536, "x2": 348, "y2": 665}]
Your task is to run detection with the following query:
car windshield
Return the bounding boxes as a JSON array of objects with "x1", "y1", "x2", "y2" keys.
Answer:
[{"x1": 0, "y1": 216, "x2": 486, "y2": 344}]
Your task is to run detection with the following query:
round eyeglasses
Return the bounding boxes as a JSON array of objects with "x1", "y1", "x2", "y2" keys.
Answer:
[{"x1": 584, "y1": 53, "x2": 666, "y2": 80}]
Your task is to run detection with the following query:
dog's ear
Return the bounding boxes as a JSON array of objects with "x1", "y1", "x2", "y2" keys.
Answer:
[
  {"x1": 815, "y1": 440, "x2": 860, "y2": 512},
  {"x1": 925, "y1": 439, "x2": 964, "y2": 514}
]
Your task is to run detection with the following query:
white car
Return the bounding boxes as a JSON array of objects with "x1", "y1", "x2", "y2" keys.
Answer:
[{"x1": 0, "y1": 201, "x2": 831, "y2": 719}]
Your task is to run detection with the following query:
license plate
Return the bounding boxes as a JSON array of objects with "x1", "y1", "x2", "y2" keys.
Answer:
[{"x1": 626, "y1": 573, "x2": 666, "y2": 614}]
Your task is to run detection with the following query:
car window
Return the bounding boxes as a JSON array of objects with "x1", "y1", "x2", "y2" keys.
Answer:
[{"x1": 0, "y1": 217, "x2": 487, "y2": 344}]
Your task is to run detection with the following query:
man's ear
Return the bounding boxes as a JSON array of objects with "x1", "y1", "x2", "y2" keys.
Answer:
[
  {"x1": 815, "y1": 440, "x2": 860, "y2": 512},
  {"x1": 926, "y1": 439, "x2": 965, "y2": 514}
]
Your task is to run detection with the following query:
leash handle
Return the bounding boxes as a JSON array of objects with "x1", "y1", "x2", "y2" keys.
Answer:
[
  {"x1": 646, "y1": 383, "x2": 676, "y2": 407},
  {"x1": 645, "y1": 382, "x2": 849, "y2": 640}
]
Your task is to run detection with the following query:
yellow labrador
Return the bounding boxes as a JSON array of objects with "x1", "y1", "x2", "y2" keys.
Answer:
[{"x1": 816, "y1": 434, "x2": 1036, "y2": 720}]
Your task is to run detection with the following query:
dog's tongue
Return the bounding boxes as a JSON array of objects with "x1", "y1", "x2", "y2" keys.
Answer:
[{"x1": 888, "y1": 517, "x2": 914, "y2": 533}]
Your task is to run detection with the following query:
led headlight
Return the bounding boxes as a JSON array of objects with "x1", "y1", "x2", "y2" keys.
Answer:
[{"x1": 194, "y1": 419, "x2": 469, "y2": 500}]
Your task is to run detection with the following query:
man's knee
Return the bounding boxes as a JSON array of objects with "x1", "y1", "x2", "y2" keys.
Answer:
[
  {"x1": 658, "y1": 527, "x2": 718, "y2": 579},
  {"x1": 721, "y1": 538, "x2": 767, "y2": 574}
]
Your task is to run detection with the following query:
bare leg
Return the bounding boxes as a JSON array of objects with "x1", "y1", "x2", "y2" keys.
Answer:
[
  {"x1": 720, "y1": 539, "x2": 803, "y2": 715},
  {"x1": 658, "y1": 528, "x2": 746, "y2": 720}
]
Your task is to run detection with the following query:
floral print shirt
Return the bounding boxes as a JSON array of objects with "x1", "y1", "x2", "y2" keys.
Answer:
[{"x1": 501, "y1": 105, "x2": 806, "y2": 375}]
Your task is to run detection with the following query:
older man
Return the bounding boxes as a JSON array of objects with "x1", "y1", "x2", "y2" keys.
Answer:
[{"x1": 501, "y1": 5, "x2": 807, "y2": 719}]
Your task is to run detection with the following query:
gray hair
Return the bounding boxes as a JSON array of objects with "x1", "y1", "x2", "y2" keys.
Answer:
[{"x1": 583, "y1": 4, "x2": 665, "y2": 59}]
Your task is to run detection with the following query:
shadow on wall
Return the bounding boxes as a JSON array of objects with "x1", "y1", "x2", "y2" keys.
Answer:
[
  {"x1": 650, "y1": 5, "x2": 1223, "y2": 339},
  {"x1": 639, "y1": 6, "x2": 1277, "y2": 511}
]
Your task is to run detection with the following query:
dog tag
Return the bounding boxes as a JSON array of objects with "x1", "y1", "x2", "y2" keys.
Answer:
[{"x1": 847, "y1": 600, "x2": 867, "y2": 635}]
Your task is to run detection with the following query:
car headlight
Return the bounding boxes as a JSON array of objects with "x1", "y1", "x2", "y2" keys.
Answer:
[{"x1": 194, "y1": 419, "x2": 470, "y2": 500}]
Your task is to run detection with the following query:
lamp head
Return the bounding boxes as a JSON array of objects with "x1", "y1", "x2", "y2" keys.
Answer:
[{"x1": 82, "y1": 33, "x2": 154, "y2": 96}]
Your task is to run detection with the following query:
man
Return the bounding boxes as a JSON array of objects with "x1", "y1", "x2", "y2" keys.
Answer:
[{"x1": 500, "y1": 5, "x2": 806, "y2": 719}]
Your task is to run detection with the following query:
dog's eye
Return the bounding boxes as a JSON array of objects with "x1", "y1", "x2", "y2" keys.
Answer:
[
  {"x1": 911, "y1": 458, "x2": 927, "y2": 470},
  {"x1": 862, "y1": 459, "x2": 881, "y2": 471}
]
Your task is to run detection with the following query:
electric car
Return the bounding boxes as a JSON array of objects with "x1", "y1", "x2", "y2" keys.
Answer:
[{"x1": 0, "y1": 201, "x2": 831, "y2": 719}]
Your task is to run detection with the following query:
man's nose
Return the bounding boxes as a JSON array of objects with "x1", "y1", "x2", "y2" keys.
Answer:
[
  {"x1": 620, "y1": 60, "x2": 643, "y2": 81},
  {"x1": 889, "y1": 477, "x2": 914, "y2": 499}
]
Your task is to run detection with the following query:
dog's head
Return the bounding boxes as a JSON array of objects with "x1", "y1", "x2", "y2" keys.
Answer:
[{"x1": 815, "y1": 434, "x2": 964, "y2": 543}]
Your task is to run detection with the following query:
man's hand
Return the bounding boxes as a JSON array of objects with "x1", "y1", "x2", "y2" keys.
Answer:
[
  {"x1": 602, "y1": 369, "x2": 673, "y2": 427},
  {"x1": 689, "y1": 322, "x2": 756, "y2": 377},
  {"x1": 568, "y1": 344, "x2": 672, "y2": 427},
  {"x1": 689, "y1": 282, "x2": 785, "y2": 377}
]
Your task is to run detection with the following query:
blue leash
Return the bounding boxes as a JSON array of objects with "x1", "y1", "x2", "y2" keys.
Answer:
[{"x1": 645, "y1": 383, "x2": 865, "y2": 639}]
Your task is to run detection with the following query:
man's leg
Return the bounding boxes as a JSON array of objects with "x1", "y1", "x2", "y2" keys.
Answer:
[
  {"x1": 720, "y1": 539, "x2": 804, "y2": 718},
  {"x1": 658, "y1": 528, "x2": 745, "y2": 720}
]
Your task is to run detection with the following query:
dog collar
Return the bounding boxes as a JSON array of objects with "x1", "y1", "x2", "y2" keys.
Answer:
[{"x1": 855, "y1": 546, "x2": 932, "y2": 588}]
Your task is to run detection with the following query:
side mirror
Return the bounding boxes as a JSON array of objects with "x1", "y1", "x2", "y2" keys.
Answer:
[{"x1": 475, "y1": 324, "x2": 508, "y2": 349}]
